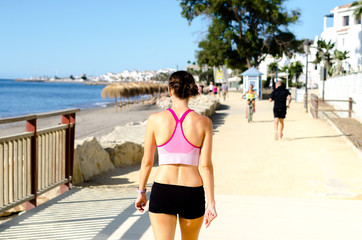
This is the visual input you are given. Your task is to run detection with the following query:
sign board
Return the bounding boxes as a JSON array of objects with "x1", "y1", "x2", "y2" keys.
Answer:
[{"x1": 216, "y1": 70, "x2": 223, "y2": 80}]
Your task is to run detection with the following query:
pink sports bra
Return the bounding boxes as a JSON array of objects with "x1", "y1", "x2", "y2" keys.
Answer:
[{"x1": 157, "y1": 108, "x2": 201, "y2": 166}]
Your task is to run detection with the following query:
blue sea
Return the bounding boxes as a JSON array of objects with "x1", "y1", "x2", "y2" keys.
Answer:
[{"x1": 0, "y1": 79, "x2": 115, "y2": 118}]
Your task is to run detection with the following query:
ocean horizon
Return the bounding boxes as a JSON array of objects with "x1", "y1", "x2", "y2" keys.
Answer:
[{"x1": 0, "y1": 79, "x2": 115, "y2": 118}]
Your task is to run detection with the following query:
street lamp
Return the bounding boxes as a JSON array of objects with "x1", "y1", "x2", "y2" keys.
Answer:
[{"x1": 303, "y1": 40, "x2": 312, "y2": 113}]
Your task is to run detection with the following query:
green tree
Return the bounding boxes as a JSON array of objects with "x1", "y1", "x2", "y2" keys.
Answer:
[
  {"x1": 180, "y1": 0, "x2": 301, "y2": 70},
  {"x1": 151, "y1": 73, "x2": 169, "y2": 82},
  {"x1": 199, "y1": 68, "x2": 214, "y2": 84},
  {"x1": 290, "y1": 61, "x2": 304, "y2": 85},
  {"x1": 313, "y1": 39, "x2": 336, "y2": 100},
  {"x1": 333, "y1": 49, "x2": 349, "y2": 75},
  {"x1": 81, "y1": 73, "x2": 87, "y2": 80},
  {"x1": 187, "y1": 67, "x2": 201, "y2": 76},
  {"x1": 282, "y1": 61, "x2": 304, "y2": 88},
  {"x1": 352, "y1": 1, "x2": 362, "y2": 17},
  {"x1": 313, "y1": 39, "x2": 335, "y2": 77},
  {"x1": 267, "y1": 62, "x2": 280, "y2": 88},
  {"x1": 268, "y1": 62, "x2": 279, "y2": 77},
  {"x1": 195, "y1": 18, "x2": 229, "y2": 68}
]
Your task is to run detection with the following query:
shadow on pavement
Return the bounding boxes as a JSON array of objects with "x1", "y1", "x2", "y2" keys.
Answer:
[
  {"x1": 211, "y1": 104, "x2": 230, "y2": 133},
  {"x1": 284, "y1": 134, "x2": 349, "y2": 141},
  {"x1": 77, "y1": 165, "x2": 140, "y2": 187},
  {"x1": 252, "y1": 120, "x2": 297, "y2": 123},
  {"x1": 251, "y1": 120, "x2": 274, "y2": 123},
  {"x1": 93, "y1": 193, "x2": 151, "y2": 240},
  {"x1": 0, "y1": 188, "x2": 82, "y2": 232}
]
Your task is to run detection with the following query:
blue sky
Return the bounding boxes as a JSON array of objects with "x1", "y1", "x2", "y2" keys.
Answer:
[{"x1": 0, "y1": 0, "x2": 354, "y2": 78}]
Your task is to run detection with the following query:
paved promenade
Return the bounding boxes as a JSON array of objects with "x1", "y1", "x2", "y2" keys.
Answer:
[{"x1": 1, "y1": 92, "x2": 362, "y2": 239}]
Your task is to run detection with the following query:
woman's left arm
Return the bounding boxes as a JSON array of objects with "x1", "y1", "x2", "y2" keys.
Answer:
[
  {"x1": 199, "y1": 117, "x2": 217, "y2": 228},
  {"x1": 135, "y1": 115, "x2": 156, "y2": 213}
]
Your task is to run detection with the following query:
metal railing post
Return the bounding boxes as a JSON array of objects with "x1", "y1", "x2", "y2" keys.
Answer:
[{"x1": 349, "y1": 97, "x2": 353, "y2": 118}]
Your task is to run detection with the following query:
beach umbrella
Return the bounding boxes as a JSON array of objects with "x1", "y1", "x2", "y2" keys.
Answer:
[
  {"x1": 101, "y1": 83, "x2": 123, "y2": 111},
  {"x1": 139, "y1": 82, "x2": 152, "y2": 95},
  {"x1": 128, "y1": 83, "x2": 144, "y2": 97},
  {"x1": 161, "y1": 84, "x2": 168, "y2": 93},
  {"x1": 117, "y1": 84, "x2": 129, "y2": 109}
]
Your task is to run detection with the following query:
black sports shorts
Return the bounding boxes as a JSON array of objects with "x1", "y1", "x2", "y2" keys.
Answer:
[
  {"x1": 273, "y1": 108, "x2": 287, "y2": 119},
  {"x1": 149, "y1": 182, "x2": 205, "y2": 219}
]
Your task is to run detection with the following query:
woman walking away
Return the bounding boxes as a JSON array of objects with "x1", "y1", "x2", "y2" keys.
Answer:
[{"x1": 135, "y1": 71, "x2": 217, "y2": 240}]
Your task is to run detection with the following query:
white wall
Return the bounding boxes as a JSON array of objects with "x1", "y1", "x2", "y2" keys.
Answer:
[{"x1": 319, "y1": 73, "x2": 362, "y2": 121}]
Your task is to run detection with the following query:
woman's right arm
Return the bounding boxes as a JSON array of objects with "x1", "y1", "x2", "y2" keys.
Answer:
[
  {"x1": 199, "y1": 117, "x2": 217, "y2": 228},
  {"x1": 135, "y1": 114, "x2": 156, "y2": 212}
]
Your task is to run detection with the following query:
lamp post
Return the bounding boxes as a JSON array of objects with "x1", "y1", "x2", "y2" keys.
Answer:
[{"x1": 303, "y1": 40, "x2": 311, "y2": 113}]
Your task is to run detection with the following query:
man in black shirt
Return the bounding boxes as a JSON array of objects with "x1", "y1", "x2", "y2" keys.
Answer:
[{"x1": 269, "y1": 81, "x2": 292, "y2": 140}]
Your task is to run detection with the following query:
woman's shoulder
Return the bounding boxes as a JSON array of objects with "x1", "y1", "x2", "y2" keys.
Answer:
[
  {"x1": 148, "y1": 110, "x2": 169, "y2": 122},
  {"x1": 189, "y1": 110, "x2": 212, "y2": 126}
]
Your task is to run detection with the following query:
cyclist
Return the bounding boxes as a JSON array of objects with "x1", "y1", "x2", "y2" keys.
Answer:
[{"x1": 242, "y1": 84, "x2": 259, "y2": 118}]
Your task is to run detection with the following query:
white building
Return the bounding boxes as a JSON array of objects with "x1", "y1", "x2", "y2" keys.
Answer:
[
  {"x1": 257, "y1": 2, "x2": 362, "y2": 89},
  {"x1": 320, "y1": 2, "x2": 362, "y2": 72},
  {"x1": 258, "y1": 51, "x2": 320, "y2": 89}
]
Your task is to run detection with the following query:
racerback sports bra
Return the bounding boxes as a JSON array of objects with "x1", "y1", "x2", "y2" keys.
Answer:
[{"x1": 157, "y1": 108, "x2": 201, "y2": 166}]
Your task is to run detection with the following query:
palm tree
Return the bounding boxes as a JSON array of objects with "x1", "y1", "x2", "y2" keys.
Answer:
[
  {"x1": 314, "y1": 39, "x2": 335, "y2": 75},
  {"x1": 268, "y1": 62, "x2": 280, "y2": 89},
  {"x1": 313, "y1": 39, "x2": 335, "y2": 100},
  {"x1": 290, "y1": 61, "x2": 304, "y2": 87},
  {"x1": 333, "y1": 50, "x2": 350, "y2": 75},
  {"x1": 281, "y1": 61, "x2": 304, "y2": 88},
  {"x1": 352, "y1": 1, "x2": 362, "y2": 17}
]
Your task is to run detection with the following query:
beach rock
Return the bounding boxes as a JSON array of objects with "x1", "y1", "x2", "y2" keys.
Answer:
[
  {"x1": 72, "y1": 153, "x2": 84, "y2": 184},
  {"x1": 156, "y1": 96, "x2": 172, "y2": 109},
  {"x1": 157, "y1": 94, "x2": 220, "y2": 116},
  {"x1": 105, "y1": 142, "x2": 144, "y2": 167},
  {"x1": 99, "y1": 121, "x2": 146, "y2": 146},
  {"x1": 73, "y1": 138, "x2": 114, "y2": 182}
]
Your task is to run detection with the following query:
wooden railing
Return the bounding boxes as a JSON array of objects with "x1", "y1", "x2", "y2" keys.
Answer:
[
  {"x1": 310, "y1": 94, "x2": 354, "y2": 119},
  {"x1": 0, "y1": 109, "x2": 79, "y2": 214}
]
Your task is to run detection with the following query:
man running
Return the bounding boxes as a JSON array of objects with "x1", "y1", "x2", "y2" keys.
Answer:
[{"x1": 269, "y1": 81, "x2": 291, "y2": 140}]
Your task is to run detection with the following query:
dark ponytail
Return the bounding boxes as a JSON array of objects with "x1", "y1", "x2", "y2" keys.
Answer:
[{"x1": 169, "y1": 71, "x2": 199, "y2": 99}]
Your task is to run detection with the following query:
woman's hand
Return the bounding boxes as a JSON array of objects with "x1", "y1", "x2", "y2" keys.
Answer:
[
  {"x1": 204, "y1": 204, "x2": 217, "y2": 228},
  {"x1": 135, "y1": 193, "x2": 148, "y2": 213}
]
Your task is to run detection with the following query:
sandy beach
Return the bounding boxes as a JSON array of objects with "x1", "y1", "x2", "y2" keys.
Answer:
[{"x1": 0, "y1": 103, "x2": 160, "y2": 140}]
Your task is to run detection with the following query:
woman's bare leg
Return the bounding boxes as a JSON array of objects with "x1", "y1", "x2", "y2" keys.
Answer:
[
  {"x1": 179, "y1": 216, "x2": 204, "y2": 240},
  {"x1": 149, "y1": 212, "x2": 177, "y2": 240}
]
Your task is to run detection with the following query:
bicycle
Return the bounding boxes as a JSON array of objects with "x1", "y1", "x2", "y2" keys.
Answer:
[{"x1": 247, "y1": 99, "x2": 254, "y2": 123}]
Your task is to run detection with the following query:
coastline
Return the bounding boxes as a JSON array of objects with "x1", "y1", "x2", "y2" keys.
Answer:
[
  {"x1": 14, "y1": 78, "x2": 109, "y2": 85},
  {"x1": 0, "y1": 103, "x2": 160, "y2": 140}
]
